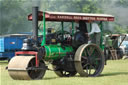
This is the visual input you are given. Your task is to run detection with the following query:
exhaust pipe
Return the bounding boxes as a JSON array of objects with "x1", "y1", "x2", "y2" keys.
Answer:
[
  {"x1": 22, "y1": 7, "x2": 39, "y2": 50},
  {"x1": 32, "y1": 7, "x2": 38, "y2": 46}
]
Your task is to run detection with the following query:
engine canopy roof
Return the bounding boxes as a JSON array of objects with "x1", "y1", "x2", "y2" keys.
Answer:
[{"x1": 28, "y1": 11, "x2": 114, "y2": 22}]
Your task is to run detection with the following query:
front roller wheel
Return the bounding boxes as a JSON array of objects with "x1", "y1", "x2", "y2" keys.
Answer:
[
  {"x1": 8, "y1": 56, "x2": 46, "y2": 80},
  {"x1": 74, "y1": 44, "x2": 105, "y2": 77}
]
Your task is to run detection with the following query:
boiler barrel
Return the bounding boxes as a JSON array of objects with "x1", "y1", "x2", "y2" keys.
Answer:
[{"x1": 44, "y1": 44, "x2": 73, "y2": 60}]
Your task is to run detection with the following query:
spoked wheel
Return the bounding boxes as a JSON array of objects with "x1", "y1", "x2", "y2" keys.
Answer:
[
  {"x1": 52, "y1": 65, "x2": 76, "y2": 77},
  {"x1": 8, "y1": 56, "x2": 46, "y2": 80},
  {"x1": 74, "y1": 44, "x2": 105, "y2": 77}
]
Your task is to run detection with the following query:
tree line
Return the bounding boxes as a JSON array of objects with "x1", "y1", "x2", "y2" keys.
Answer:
[{"x1": 0, "y1": 0, "x2": 128, "y2": 35}]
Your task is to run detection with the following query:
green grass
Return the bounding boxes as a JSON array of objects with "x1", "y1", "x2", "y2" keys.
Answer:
[{"x1": 0, "y1": 60, "x2": 128, "y2": 85}]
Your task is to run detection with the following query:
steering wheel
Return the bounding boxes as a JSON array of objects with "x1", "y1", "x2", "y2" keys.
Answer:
[{"x1": 55, "y1": 30, "x2": 71, "y2": 44}]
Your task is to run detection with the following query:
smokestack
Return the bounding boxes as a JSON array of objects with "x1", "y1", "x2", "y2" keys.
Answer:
[{"x1": 32, "y1": 6, "x2": 38, "y2": 46}]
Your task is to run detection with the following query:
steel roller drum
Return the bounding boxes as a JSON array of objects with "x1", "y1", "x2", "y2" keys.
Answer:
[{"x1": 8, "y1": 56, "x2": 46, "y2": 80}]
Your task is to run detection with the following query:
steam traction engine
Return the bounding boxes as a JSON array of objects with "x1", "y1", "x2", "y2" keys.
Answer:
[{"x1": 7, "y1": 7, "x2": 114, "y2": 80}]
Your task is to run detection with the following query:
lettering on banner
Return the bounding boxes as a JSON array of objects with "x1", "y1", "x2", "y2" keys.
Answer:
[
  {"x1": 73, "y1": 16, "x2": 82, "y2": 20},
  {"x1": 97, "y1": 17, "x2": 107, "y2": 21},
  {"x1": 50, "y1": 15, "x2": 111, "y2": 21},
  {"x1": 57, "y1": 16, "x2": 72, "y2": 19},
  {"x1": 82, "y1": 17, "x2": 96, "y2": 20},
  {"x1": 50, "y1": 15, "x2": 56, "y2": 19}
]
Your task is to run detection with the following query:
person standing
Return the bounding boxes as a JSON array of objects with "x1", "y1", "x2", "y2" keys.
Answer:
[{"x1": 88, "y1": 22, "x2": 101, "y2": 45}]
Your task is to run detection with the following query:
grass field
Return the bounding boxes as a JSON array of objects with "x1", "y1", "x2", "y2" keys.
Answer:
[{"x1": 0, "y1": 60, "x2": 128, "y2": 85}]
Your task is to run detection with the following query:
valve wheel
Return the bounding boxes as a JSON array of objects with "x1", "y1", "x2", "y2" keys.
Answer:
[
  {"x1": 8, "y1": 56, "x2": 46, "y2": 80},
  {"x1": 52, "y1": 65, "x2": 76, "y2": 77},
  {"x1": 74, "y1": 44, "x2": 105, "y2": 77}
]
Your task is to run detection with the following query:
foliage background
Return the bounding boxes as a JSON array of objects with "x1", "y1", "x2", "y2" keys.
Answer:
[{"x1": 0, "y1": 0, "x2": 128, "y2": 35}]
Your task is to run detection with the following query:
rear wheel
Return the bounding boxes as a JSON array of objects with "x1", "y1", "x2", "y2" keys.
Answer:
[
  {"x1": 52, "y1": 65, "x2": 76, "y2": 77},
  {"x1": 74, "y1": 44, "x2": 105, "y2": 77}
]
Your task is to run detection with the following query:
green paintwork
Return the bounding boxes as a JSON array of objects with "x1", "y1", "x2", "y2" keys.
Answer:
[
  {"x1": 41, "y1": 12, "x2": 46, "y2": 46},
  {"x1": 44, "y1": 44, "x2": 73, "y2": 60},
  {"x1": 72, "y1": 21, "x2": 74, "y2": 36},
  {"x1": 61, "y1": 22, "x2": 64, "y2": 41},
  {"x1": 89, "y1": 23, "x2": 92, "y2": 32},
  {"x1": 100, "y1": 22, "x2": 104, "y2": 50}
]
